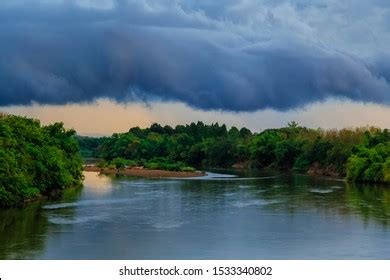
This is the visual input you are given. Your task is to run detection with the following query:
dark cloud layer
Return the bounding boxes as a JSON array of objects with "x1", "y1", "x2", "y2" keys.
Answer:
[{"x1": 1, "y1": 0, "x2": 390, "y2": 111}]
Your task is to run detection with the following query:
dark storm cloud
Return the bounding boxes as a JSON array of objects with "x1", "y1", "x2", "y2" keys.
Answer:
[{"x1": 1, "y1": 0, "x2": 390, "y2": 111}]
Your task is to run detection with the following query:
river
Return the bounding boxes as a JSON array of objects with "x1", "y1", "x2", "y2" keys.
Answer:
[{"x1": 1, "y1": 170, "x2": 390, "y2": 259}]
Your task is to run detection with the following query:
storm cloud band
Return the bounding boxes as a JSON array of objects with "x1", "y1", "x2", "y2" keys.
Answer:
[{"x1": 1, "y1": 0, "x2": 390, "y2": 111}]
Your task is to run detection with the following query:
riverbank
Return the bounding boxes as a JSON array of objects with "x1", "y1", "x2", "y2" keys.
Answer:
[{"x1": 84, "y1": 166, "x2": 206, "y2": 178}]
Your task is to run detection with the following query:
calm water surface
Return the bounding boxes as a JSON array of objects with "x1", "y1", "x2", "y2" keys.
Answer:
[{"x1": 1, "y1": 170, "x2": 390, "y2": 259}]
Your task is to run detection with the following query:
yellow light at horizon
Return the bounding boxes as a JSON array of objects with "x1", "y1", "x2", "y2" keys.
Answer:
[{"x1": 1, "y1": 98, "x2": 390, "y2": 136}]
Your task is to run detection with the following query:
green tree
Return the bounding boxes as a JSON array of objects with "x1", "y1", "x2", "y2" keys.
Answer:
[{"x1": 0, "y1": 114, "x2": 83, "y2": 207}]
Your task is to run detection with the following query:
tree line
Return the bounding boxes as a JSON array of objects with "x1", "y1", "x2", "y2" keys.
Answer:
[{"x1": 78, "y1": 121, "x2": 390, "y2": 183}]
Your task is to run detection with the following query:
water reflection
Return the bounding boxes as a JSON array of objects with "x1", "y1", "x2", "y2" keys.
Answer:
[
  {"x1": 0, "y1": 171, "x2": 389, "y2": 259},
  {"x1": 345, "y1": 183, "x2": 390, "y2": 225},
  {"x1": 0, "y1": 186, "x2": 82, "y2": 259},
  {"x1": 0, "y1": 203, "x2": 47, "y2": 259}
]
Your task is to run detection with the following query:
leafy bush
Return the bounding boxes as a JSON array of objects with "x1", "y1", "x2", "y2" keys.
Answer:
[
  {"x1": 96, "y1": 160, "x2": 108, "y2": 168},
  {"x1": 346, "y1": 131, "x2": 390, "y2": 183},
  {"x1": 112, "y1": 157, "x2": 127, "y2": 169},
  {"x1": 383, "y1": 159, "x2": 390, "y2": 183},
  {"x1": 180, "y1": 166, "x2": 196, "y2": 172}
]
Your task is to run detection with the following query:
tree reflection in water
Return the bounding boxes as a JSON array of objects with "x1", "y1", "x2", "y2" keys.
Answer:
[{"x1": 0, "y1": 186, "x2": 83, "y2": 259}]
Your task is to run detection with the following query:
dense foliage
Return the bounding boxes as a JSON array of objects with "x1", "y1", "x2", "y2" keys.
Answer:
[
  {"x1": 79, "y1": 121, "x2": 390, "y2": 183},
  {"x1": 96, "y1": 156, "x2": 195, "y2": 172},
  {"x1": 77, "y1": 136, "x2": 102, "y2": 158},
  {"x1": 346, "y1": 130, "x2": 390, "y2": 183},
  {"x1": 0, "y1": 114, "x2": 83, "y2": 207}
]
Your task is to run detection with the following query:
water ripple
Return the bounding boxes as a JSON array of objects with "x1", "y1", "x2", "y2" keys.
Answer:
[
  {"x1": 42, "y1": 198, "x2": 134, "y2": 210},
  {"x1": 310, "y1": 189, "x2": 334, "y2": 194}
]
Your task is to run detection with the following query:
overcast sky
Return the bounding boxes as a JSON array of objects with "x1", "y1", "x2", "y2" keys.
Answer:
[{"x1": 1, "y1": 0, "x2": 390, "y2": 134}]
